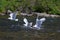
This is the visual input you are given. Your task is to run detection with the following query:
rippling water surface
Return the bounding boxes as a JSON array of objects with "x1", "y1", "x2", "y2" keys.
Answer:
[{"x1": 0, "y1": 15, "x2": 60, "y2": 40}]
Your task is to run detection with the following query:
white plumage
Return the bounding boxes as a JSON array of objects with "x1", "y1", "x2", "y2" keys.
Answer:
[
  {"x1": 23, "y1": 18, "x2": 28, "y2": 26},
  {"x1": 8, "y1": 13, "x2": 14, "y2": 20},
  {"x1": 8, "y1": 11, "x2": 18, "y2": 21},
  {"x1": 23, "y1": 17, "x2": 46, "y2": 30},
  {"x1": 23, "y1": 18, "x2": 32, "y2": 27},
  {"x1": 39, "y1": 18, "x2": 46, "y2": 24},
  {"x1": 33, "y1": 18, "x2": 46, "y2": 29}
]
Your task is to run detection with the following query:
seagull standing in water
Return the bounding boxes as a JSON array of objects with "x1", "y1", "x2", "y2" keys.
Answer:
[{"x1": 8, "y1": 11, "x2": 18, "y2": 21}]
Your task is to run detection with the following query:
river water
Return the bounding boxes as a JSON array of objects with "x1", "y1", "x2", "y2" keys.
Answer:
[{"x1": 0, "y1": 15, "x2": 60, "y2": 40}]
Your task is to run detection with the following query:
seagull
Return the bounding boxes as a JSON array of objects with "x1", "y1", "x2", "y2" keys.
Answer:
[
  {"x1": 33, "y1": 17, "x2": 46, "y2": 30},
  {"x1": 32, "y1": 14, "x2": 46, "y2": 30},
  {"x1": 23, "y1": 16, "x2": 46, "y2": 30},
  {"x1": 23, "y1": 18, "x2": 32, "y2": 27},
  {"x1": 8, "y1": 11, "x2": 18, "y2": 21}
]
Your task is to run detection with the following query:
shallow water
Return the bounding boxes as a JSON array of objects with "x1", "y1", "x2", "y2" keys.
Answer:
[{"x1": 0, "y1": 15, "x2": 60, "y2": 40}]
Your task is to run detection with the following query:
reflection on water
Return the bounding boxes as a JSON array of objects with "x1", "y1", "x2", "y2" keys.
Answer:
[{"x1": 0, "y1": 15, "x2": 60, "y2": 40}]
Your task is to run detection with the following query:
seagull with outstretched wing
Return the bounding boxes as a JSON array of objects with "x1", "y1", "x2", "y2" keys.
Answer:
[
  {"x1": 23, "y1": 18, "x2": 32, "y2": 27},
  {"x1": 8, "y1": 11, "x2": 18, "y2": 21},
  {"x1": 33, "y1": 18, "x2": 46, "y2": 30}
]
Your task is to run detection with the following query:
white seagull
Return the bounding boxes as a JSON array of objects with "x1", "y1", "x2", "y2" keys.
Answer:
[
  {"x1": 23, "y1": 18, "x2": 32, "y2": 27},
  {"x1": 33, "y1": 17, "x2": 46, "y2": 30},
  {"x1": 8, "y1": 11, "x2": 18, "y2": 21}
]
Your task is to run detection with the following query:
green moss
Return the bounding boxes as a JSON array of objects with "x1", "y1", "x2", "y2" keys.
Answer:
[{"x1": 0, "y1": 0, "x2": 60, "y2": 15}]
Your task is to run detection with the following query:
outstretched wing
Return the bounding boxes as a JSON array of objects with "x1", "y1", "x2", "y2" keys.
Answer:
[
  {"x1": 39, "y1": 18, "x2": 46, "y2": 24},
  {"x1": 33, "y1": 18, "x2": 39, "y2": 27},
  {"x1": 9, "y1": 13, "x2": 13, "y2": 19},
  {"x1": 23, "y1": 18, "x2": 28, "y2": 24},
  {"x1": 40, "y1": 18, "x2": 46, "y2": 22},
  {"x1": 36, "y1": 18, "x2": 39, "y2": 24},
  {"x1": 9, "y1": 13, "x2": 13, "y2": 17}
]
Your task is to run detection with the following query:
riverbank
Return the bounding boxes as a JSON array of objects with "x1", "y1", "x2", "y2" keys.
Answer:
[
  {"x1": 34, "y1": 12, "x2": 60, "y2": 18},
  {"x1": 20, "y1": 12, "x2": 60, "y2": 18},
  {"x1": 0, "y1": 12, "x2": 60, "y2": 18}
]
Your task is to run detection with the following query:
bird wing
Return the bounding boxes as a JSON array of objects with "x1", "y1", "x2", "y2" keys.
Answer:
[
  {"x1": 39, "y1": 18, "x2": 46, "y2": 24},
  {"x1": 36, "y1": 18, "x2": 39, "y2": 24},
  {"x1": 23, "y1": 18, "x2": 28, "y2": 24},
  {"x1": 33, "y1": 18, "x2": 38, "y2": 27},
  {"x1": 13, "y1": 13, "x2": 16, "y2": 19},
  {"x1": 10, "y1": 13, "x2": 13, "y2": 17},
  {"x1": 40, "y1": 18, "x2": 46, "y2": 22},
  {"x1": 9, "y1": 13, "x2": 14, "y2": 19}
]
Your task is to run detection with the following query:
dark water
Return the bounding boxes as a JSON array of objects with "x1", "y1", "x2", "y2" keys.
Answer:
[{"x1": 0, "y1": 15, "x2": 60, "y2": 40}]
